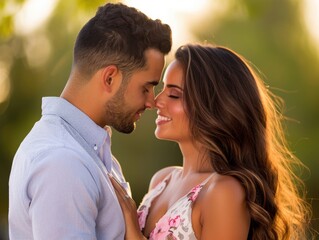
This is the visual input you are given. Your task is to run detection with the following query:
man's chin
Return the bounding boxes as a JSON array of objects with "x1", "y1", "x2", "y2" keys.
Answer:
[{"x1": 114, "y1": 123, "x2": 136, "y2": 134}]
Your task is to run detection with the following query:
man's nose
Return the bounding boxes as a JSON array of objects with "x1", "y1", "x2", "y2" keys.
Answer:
[{"x1": 145, "y1": 92, "x2": 155, "y2": 109}]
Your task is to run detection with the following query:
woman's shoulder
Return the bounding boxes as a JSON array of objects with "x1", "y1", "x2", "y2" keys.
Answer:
[
  {"x1": 148, "y1": 166, "x2": 182, "y2": 191},
  {"x1": 197, "y1": 174, "x2": 250, "y2": 238},
  {"x1": 204, "y1": 174, "x2": 246, "y2": 205}
]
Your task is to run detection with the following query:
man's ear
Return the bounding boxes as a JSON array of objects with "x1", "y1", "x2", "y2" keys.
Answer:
[{"x1": 101, "y1": 65, "x2": 122, "y2": 92}]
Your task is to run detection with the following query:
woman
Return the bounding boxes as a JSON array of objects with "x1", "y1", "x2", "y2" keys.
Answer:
[{"x1": 110, "y1": 44, "x2": 309, "y2": 239}]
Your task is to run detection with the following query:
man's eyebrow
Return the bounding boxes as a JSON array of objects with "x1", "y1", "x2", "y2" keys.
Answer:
[{"x1": 166, "y1": 84, "x2": 183, "y2": 91}]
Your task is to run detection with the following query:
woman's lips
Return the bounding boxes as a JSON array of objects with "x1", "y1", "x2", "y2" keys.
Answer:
[{"x1": 155, "y1": 115, "x2": 172, "y2": 125}]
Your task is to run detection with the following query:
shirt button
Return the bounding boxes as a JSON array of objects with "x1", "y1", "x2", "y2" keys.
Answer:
[{"x1": 93, "y1": 144, "x2": 98, "y2": 151}]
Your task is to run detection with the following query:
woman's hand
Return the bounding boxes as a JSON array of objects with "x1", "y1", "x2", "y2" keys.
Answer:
[{"x1": 109, "y1": 174, "x2": 147, "y2": 240}]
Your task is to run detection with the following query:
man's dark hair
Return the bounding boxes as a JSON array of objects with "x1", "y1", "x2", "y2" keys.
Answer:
[{"x1": 73, "y1": 3, "x2": 172, "y2": 78}]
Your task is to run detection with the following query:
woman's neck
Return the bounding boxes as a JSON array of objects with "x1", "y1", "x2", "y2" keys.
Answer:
[{"x1": 178, "y1": 141, "x2": 213, "y2": 177}]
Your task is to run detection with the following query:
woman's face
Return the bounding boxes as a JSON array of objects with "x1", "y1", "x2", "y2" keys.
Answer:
[{"x1": 154, "y1": 60, "x2": 191, "y2": 143}]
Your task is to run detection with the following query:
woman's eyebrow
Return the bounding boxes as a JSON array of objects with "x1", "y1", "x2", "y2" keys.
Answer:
[{"x1": 166, "y1": 84, "x2": 183, "y2": 91}]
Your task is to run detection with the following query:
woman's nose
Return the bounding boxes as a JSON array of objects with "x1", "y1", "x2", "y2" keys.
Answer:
[{"x1": 154, "y1": 93, "x2": 164, "y2": 109}]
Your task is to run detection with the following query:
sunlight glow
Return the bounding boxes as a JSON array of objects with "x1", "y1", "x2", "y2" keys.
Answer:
[
  {"x1": 124, "y1": 0, "x2": 210, "y2": 54},
  {"x1": 0, "y1": 62, "x2": 11, "y2": 104},
  {"x1": 304, "y1": 0, "x2": 319, "y2": 46},
  {"x1": 14, "y1": 0, "x2": 58, "y2": 35},
  {"x1": 24, "y1": 34, "x2": 52, "y2": 68}
]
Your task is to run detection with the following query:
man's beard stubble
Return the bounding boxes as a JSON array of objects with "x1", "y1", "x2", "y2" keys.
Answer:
[{"x1": 104, "y1": 85, "x2": 136, "y2": 134}]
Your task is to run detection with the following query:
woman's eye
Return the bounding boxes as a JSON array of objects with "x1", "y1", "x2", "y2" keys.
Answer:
[{"x1": 168, "y1": 95, "x2": 179, "y2": 99}]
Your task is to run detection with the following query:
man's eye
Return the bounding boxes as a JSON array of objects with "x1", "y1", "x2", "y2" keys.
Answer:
[{"x1": 143, "y1": 88, "x2": 149, "y2": 93}]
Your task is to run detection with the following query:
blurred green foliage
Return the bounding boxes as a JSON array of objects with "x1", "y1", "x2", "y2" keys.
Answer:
[{"x1": 0, "y1": 0, "x2": 318, "y2": 239}]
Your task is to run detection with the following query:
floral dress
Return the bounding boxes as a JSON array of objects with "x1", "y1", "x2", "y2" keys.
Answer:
[{"x1": 137, "y1": 174, "x2": 213, "y2": 240}]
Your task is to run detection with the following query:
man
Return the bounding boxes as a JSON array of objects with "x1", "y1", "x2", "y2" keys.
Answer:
[{"x1": 8, "y1": 3, "x2": 172, "y2": 239}]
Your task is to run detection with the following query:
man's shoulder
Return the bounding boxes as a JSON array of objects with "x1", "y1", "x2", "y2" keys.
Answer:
[
  {"x1": 15, "y1": 117, "x2": 88, "y2": 168},
  {"x1": 22, "y1": 116, "x2": 79, "y2": 149},
  {"x1": 30, "y1": 115, "x2": 73, "y2": 143}
]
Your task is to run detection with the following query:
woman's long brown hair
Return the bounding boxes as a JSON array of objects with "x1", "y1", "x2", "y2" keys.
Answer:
[{"x1": 175, "y1": 44, "x2": 310, "y2": 239}]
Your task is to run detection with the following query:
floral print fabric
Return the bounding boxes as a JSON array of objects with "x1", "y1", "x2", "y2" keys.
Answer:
[{"x1": 137, "y1": 175, "x2": 212, "y2": 240}]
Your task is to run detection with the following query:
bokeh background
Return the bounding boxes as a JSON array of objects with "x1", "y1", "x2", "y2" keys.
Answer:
[{"x1": 0, "y1": 0, "x2": 318, "y2": 239}]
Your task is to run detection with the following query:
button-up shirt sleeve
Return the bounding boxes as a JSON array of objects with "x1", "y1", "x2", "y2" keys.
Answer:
[{"x1": 27, "y1": 148, "x2": 99, "y2": 239}]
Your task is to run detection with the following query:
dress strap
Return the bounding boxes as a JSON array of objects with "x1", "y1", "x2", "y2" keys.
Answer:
[{"x1": 200, "y1": 172, "x2": 216, "y2": 186}]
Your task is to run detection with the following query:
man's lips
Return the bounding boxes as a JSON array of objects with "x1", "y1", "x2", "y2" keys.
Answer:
[{"x1": 134, "y1": 109, "x2": 145, "y2": 121}]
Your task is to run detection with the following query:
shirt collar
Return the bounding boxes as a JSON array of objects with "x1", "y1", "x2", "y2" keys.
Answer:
[{"x1": 41, "y1": 96, "x2": 112, "y2": 170}]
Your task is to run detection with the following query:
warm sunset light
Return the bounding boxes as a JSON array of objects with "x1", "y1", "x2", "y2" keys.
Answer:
[
  {"x1": 0, "y1": 63, "x2": 10, "y2": 105},
  {"x1": 1, "y1": 0, "x2": 318, "y2": 105},
  {"x1": 1, "y1": 1, "x2": 319, "y2": 238},
  {"x1": 14, "y1": 0, "x2": 58, "y2": 35},
  {"x1": 124, "y1": 0, "x2": 211, "y2": 53},
  {"x1": 304, "y1": 0, "x2": 319, "y2": 49}
]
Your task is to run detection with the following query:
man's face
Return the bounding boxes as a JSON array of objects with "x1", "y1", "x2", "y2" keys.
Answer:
[{"x1": 105, "y1": 49, "x2": 165, "y2": 133}]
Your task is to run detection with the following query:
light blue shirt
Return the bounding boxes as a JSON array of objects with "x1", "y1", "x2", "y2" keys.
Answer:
[{"x1": 9, "y1": 97, "x2": 130, "y2": 240}]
